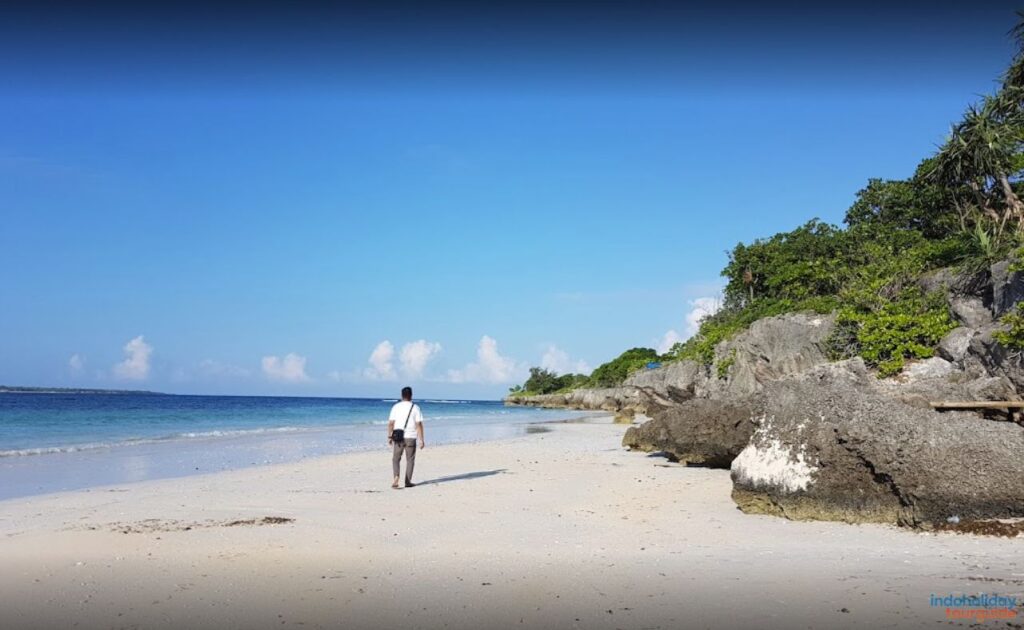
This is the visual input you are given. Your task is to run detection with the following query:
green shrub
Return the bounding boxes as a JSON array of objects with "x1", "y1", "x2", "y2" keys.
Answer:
[
  {"x1": 831, "y1": 289, "x2": 956, "y2": 377},
  {"x1": 667, "y1": 296, "x2": 837, "y2": 366},
  {"x1": 993, "y1": 303, "x2": 1024, "y2": 350},
  {"x1": 586, "y1": 348, "x2": 659, "y2": 388},
  {"x1": 715, "y1": 350, "x2": 736, "y2": 379},
  {"x1": 515, "y1": 368, "x2": 589, "y2": 395}
]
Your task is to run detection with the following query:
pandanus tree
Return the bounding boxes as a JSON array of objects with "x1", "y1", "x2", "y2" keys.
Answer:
[
  {"x1": 930, "y1": 12, "x2": 1024, "y2": 243},
  {"x1": 1004, "y1": 11, "x2": 1024, "y2": 95},
  {"x1": 931, "y1": 93, "x2": 1024, "y2": 241}
]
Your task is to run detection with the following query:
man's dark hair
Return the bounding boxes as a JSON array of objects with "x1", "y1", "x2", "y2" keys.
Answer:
[{"x1": 401, "y1": 386, "x2": 413, "y2": 400}]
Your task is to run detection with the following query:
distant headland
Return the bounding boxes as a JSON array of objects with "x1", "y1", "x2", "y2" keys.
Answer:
[{"x1": 0, "y1": 385, "x2": 167, "y2": 395}]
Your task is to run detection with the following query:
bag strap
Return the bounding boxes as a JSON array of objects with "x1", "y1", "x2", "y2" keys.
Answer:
[{"x1": 401, "y1": 403, "x2": 415, "y2": 431}]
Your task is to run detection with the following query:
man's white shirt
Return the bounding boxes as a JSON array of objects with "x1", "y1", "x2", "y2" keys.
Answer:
[{"x1": 389, "y1": 401, "x2": 423, "y2": 440}]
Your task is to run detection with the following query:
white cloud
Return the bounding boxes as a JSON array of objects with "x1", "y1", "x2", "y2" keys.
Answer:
[
  {"x1": 364, "y1": 341, "x2": 396, "y2": 380},
  {"x1": 261, "y1": 353, "x2": 310, "y2": 382},
  {"x1": 657, "y1": 330, "x2": 683, "y2": 354},
  {"x1": 399, "y1": 340, "x2": 442, "y2": 378},
  {"x1": 657, "y1": 296, "x2": 723, "y2": 353},
  {"x1": 540, "y1": 345, "x2": 591, "y2": 375},
  {"x1": 685, "y1": 296, "x2": 721, "y2": 336},
  {"x1": 113, "y1": 335, "x2": 153, "y2": 381},
  {"x1": 447, "y1": 335, "x2": 524, "y2": 384},
  {"x1": 68, "y1": 353, "x2": 85, "y2": 374}
]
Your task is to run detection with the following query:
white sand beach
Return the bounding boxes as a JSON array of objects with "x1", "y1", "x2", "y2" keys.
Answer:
[{"x1": 1, "y1": 418, "x2": 1021, "y2": 630}]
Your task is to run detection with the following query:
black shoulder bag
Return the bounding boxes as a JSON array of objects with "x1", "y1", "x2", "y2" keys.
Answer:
[{"x1": 391, "y1": 403, "x2": 415, "y2": 444}]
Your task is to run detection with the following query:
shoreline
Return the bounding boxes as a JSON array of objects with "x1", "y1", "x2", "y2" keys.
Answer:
[
  {"x1": 1, "y1": 418, "x2": 1021, "y2": 629},
  {"x1": 0, "y1": 408, "x2": 591, "y2": 502}
]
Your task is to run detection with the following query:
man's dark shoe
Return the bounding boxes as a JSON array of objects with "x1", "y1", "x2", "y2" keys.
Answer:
[{"x1": 404, "y1": 482, "x2": 416, "y2": 488}]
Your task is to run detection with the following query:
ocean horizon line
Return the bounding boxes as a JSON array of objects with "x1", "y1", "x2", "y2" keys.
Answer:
[{"x1": 0, "y1": 387, "x2": 502, "y2": 404}]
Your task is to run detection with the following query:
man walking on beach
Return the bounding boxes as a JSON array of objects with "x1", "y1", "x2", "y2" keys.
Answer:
[{"x1": 388, "y1": 387, "x2": 425, "y2": 489}]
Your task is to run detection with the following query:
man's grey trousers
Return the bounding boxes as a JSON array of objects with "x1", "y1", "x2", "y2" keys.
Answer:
[{"x1": 392, "y1": 438, "x2": 417, "y2": 483}]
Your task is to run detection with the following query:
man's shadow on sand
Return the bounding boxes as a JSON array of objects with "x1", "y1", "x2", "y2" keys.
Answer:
[{"x1": 417, "y1": 469, "x2": 507, "y2": 486}]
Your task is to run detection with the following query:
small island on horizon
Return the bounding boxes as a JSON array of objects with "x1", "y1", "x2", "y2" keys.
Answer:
[{"x1": 0, "y1": 385, "x2": 168, "y2": 396}]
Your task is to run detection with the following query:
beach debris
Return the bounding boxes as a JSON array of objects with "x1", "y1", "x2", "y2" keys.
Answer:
[{"x1": 81, "y1": 516, "x2": 296, "y2": 534}]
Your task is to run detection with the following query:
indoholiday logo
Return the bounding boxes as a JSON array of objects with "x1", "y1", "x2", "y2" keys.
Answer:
[{"x1": 930, "y1": 593, "x2": 1018, "y2": 623}]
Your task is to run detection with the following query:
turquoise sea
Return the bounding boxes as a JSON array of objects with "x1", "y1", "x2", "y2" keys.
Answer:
[{"x1": 0, "y1": 393, "x2": 587, "y2": 500}]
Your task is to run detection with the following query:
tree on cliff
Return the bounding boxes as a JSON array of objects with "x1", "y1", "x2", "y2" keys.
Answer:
[
  {"x1": 518, "y1": 367, "x2": 588, "y2": 395},
  {"x1": 586, "y1": 348, "x2": 659, "y2": 388},
  {"x1": 931, "y1": 94, "x2": 1024, "y2": 243}
]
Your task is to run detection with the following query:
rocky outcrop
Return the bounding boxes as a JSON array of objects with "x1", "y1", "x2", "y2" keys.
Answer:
[
  {"x1": 990, "y1": 260, "x2": 1024, "y2": 317},
  {"x1": 622, "y1": 397, "x2": 761, "y2": 467},
  {"x1": 730, "y1": 379, "x2": 1024, "y2": 527},
  {"x1": 508, "y1": 312, "x2": 839, "y2": 413},
  {"x1": 705, "y1": 313, "x2": 836, "y2": 398},
  {"x1": 511, "y1": 259, "x2": 1024, "y2": 533},
  {"x1": 506, "y1": 387, "x2": 643, "y2": 412},
  {"x1": 949, "y1": 296, "x2": 992, "y2": 328},
  {"x1": 967, "y1": 326, "x2": 1024, "y2": 392},
  {"x1": 937, "y1": 327, "x2": 974, "y2": 362},
  {"x1": 622, "y1": 359, "x2": 703, "y2": 406}
]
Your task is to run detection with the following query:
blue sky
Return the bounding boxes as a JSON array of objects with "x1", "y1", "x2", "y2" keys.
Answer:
[{"x1": 1, "y1": 2, "x2": 1021, "y2": 397}]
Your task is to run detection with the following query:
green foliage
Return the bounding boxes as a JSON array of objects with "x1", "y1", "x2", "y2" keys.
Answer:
[
  {"x1": 667, "y1": 296, "x2": 837, "y2": 366},
  {"x1": 831, "y1": 289, "x2": 956, "y2": 377},
  {"x1": 1008, "y1": 246, "x2": 1024, "y2": 273},
  {"x1": 517, "y1": 367, "x2": 589, "y2": 396},
  {"x1": 715, "y1": 350, "x2": 736, "y2": 380},
  {"x1": 721, "y1": 220, "x2": 846, "y2": 309},
  {"x1": 930, "y1": 91, "x2": 1024, "y2": 245},
  {"x1": 586, "y1": 348, "x2": 659, "y2": 388},
  {"x1": 993, "y1": 303, "x2": 1024, "y2": 350},
  {"x1": 843, "y1": 162, "x2": 960, "y2": 238},
  {"x1": 674, "y1": 213, "x2": 965, "y2": 375}
]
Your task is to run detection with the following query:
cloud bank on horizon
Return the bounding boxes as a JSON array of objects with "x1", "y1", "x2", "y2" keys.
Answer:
[
  {"x1": 71, "y1": 295, "x2": 720, "y2": 394},
  {"x1": 261, "y1": 353, "x2": 310, "y2": 383}
]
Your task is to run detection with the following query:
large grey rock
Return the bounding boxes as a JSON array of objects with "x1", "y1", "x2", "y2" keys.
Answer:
[
  {"x1": 965, "y1": 375, "x2": 1021, "y2": 401},
  {"x1": 918, "y1": 266, "x2": 990, "y2": 299},
  {"x1": 730, "y1": 379, "x2": 1024, "y2": 527},
  {"x1": 991, "y1": 260, "x2": 1024, "y2": 318},
  {"x1": 623, "y1": 360, "x2": 706, "y2": 406},
  {"x1": 968, "y1": 326, "x2": 1024, "y2": 393},
  {"x1": 903, "y1": 357, "x2": 956, "y2": 381},
  {"x1": 949, "y1": 296, "x2": 992, "y2": 328},
  {"x1": 799, "y1": 357, "x2": 872, "y2": 384},
  {"x1": 937, "y1": 327, "x2": 975, "y2": 363},
  {"x1": 622, "y1": 397, "x2": 761, "y2": 467},
  {"x1": 917, "y1": 267, "x2": 959, "y2": 295},
  {"x1": 506, "y1": 385, "x2": 671, "y2": 415},
  {"x1": 883, "y1": 371, "x2": 1019, "y2": 409},
  {"x1": 570, "y1": 388, "x2": 641, "y2": 412},
  {"x1": 704, "y1": 312, "x2": 836, "y2": 397}
]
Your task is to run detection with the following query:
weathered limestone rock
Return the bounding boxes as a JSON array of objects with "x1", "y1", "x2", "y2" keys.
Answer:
[
  {"x1": 949, "y1": 296, "x2": 992, "y2": 328},
  {"x1": 798, "y1": 357, "x2": 872, "y2": 386},
  {"x1": 623, "y1": 359, "x2": 704, "y2": 405},
  {"x1": 917, "y1": 266, "x2": 961, "y2": 295},
  {"x1": 967, "y1": 326, "x2": 1024, "y2": 392},
  {"x1": 730, "y1": 379, "x2": 1024, "y2": 527},
  {"x1": 991, "y1": 260, "x2": 1024, "y2": 318},
  {"x1": 704, "y1": 312, "x2": 836, "y2": 397},
  {"x1": 903, "y1": 357, "x2": 956, "y2": 381},
  {"x1": 622, "y1": 398, "x2": 761, "y2": 467},
  {"x1": 937, "y1": 327, "x2": 975, "y2": 363}
]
